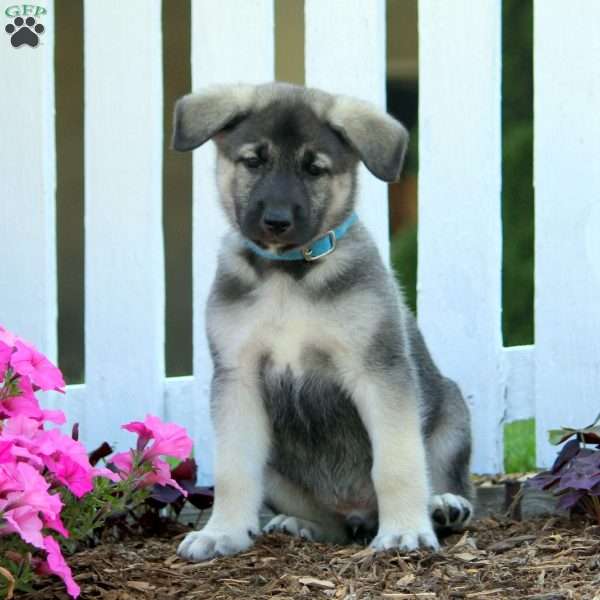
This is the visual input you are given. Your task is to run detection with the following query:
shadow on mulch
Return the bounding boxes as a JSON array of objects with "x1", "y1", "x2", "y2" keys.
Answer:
[{"x1": 19, "y1": 516, "x2": 600, "y2": 600}]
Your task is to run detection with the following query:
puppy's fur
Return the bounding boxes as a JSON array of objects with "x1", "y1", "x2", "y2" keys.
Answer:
[{"x1": 173, "y1": 83, "x2": 474, "y2": 561}]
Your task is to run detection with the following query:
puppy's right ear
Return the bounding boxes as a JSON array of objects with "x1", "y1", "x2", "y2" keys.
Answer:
[{"x1": 171, "y1": 84, "x2": 255, "y2": 151}]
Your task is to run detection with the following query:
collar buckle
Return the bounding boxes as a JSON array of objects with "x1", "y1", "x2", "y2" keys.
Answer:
[{"x1": 302, "y1": 230, "x2": 336, "y2": 262}]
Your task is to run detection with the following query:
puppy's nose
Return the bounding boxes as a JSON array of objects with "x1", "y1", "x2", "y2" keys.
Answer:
[{"x1": 261, "y1": 208, "x2": 292, "y2": 235}]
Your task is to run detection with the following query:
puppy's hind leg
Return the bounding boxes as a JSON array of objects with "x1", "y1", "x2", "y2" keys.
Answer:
[
  {"x1": 426, "y1": 378, "x2": 474, "y2": 534},
  {"x1": 263, "y1": 467, "x2": 349, "y2": 544}
]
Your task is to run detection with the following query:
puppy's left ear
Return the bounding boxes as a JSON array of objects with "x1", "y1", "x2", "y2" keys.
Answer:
[{"x1": 327, "y1": 96, "x2": 409, "y2": 182}]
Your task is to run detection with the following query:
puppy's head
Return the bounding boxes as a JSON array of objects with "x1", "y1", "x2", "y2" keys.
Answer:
[{"x1": 172, "y1": 82, "x2": 408, "y2": 250}]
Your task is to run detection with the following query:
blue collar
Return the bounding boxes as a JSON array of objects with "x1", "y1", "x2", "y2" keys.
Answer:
[{"x1": 244, "y1": 213, "x2": 358, "y2": 262}]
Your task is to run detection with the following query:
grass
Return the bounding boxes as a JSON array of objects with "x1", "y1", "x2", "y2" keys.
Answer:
[{"x1": 504, "y1": 418, "x2": 536, "y2": 472}]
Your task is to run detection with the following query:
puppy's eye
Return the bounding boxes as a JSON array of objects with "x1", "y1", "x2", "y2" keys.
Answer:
[
  {"x1": 306, "y1": 163, "x2": 327, "y2": 177},
  {"x1": 242, "y1": 156, "x2": 263, "y2": 170}
]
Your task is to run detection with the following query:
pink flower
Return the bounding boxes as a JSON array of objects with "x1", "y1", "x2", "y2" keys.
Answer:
[
  {"x1": 0, "y1": 440, "x2": 13, "y2": 463},
  {"x1": 10, "y1": 340, "x2": 65, "y2": 392},
  {"x1": 3, "y1": 414, "x2": 43, "y2": 438},
  {"x1": 109, "y1": 450, "x2": 134, "y2": 476},
  {"x1": 42, "y1": 536, "x2": 80, "y2": 598},
  {"x1": 0, "y1": 340, "x2": 12, "y2": 377},
  {"x1": 0, "y1": 461, "x2": 63, "y2": 520},
  {"x1": 44, "y1": 514, "x2": 70, "y2": 538},
  {"x1": 2, "y1": 418, "x2": 96, "y2": 497},
  {"x1": 92, "y1": 466, "x2": 120, "y2": 483},
  {"x1": 45, "y1": 453, "x2": 94, "y2": 497},
  {"x1": 108, "y1": 450, "x2": 186, "y2": 495},
  {"x1": 109, "y1": 416, "x2": 192, "y2": 495},
  {"x1": 123, "y1": 415, "x2": 192, "y2": 461},
  {"x1": 1, "y1": 505, "x2": 45, "y2": 548},
  {"x1": 142, "y1": 457, "x2": 187, "y2": 495},
  {"x1": 0, "y1": 436, "x2": 41, "y2": 467},
  {"x1": 0, "y1": 462, "x2": 64, "y2": 548},
  {"x1": 32, "y1": 428, "x2": 95, "y2": 497},
  {"x1": 0, "y1": 379, "x2": 66, "y2": 424}
]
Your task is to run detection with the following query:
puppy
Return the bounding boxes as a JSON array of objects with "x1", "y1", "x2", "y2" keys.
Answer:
[{"x1": 173, "y1": 82, "x2": 474, "y2": 561}]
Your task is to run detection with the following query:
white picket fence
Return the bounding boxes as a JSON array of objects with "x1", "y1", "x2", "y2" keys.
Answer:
[{"x1": 1, "y1": 1, "x2": 599, "y2": 482}]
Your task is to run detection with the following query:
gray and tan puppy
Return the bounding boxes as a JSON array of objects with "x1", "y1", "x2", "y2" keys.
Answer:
[{"x1": 173, "y1": 82, "x2": 473, "y2": 561}]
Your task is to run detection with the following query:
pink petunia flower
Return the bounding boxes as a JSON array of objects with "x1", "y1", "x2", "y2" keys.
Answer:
[
  {"x1": 91, "y1": 465, "x2": 121, "y2": 483},
  {"x1": 109, "y1": 450, "x2": 134, "y2": 476},
  {"x1": 0, "y1": 440, "x2": 13, "y2": 463},
  {"x1": 10, "y1": 340, "x2": 65, "y2": 392},
  {"x1": 108, "y1": 450, "x2": 186, "y2": 496},
  {"x1": 141, "y1": 457, "x2": 187, "y2": 495},
  {"x1": 0, "y1": 381, "x2": 66, "y2": 424},
  {"x1": 0, "y1": 340, "x2": 12, "y2": 377},
  {"x1": 1, "y1": 504, "x2": 45, "y2": 548},
  {"x1": 0, "y1": 436, "x2": 42, "y2": 467},
  {"x1": 2, "y1": 414, "x2": 44, "y2": 439},
  {"x1": 122, "y1": 414, "x2": 192, "y2": 461},
  {"x1": 0, "y1": 461, "x2": 64, "y2": 550},
  {"x1": 44, "y1": 453, "x2": 94, "y2": 498},
  {"x1": 2, "y1": 417, "x2": 96, "y2": 497},
  {"x1": 0, "y1": 461, "x2": 63, "y2": 520},
  {"x1": 44, "y1": 514, "x2": 70, "y2": 538},
  {"x1": 42, "y1": 536, "x2": 80, "y2": 598}
]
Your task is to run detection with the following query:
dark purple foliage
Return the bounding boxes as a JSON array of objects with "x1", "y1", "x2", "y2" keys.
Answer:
[
  {"x1": 149, "y1": 484, "x2": 183, "y2": 507},
  {"x1": 528, "y1": 414, "x2": 600, "y2": 524},
  {"x1": 88, "y1": 441, "x2": 114, "y2": 466},
  {"x1": 149, "y1": 458, "x2": 214, "y2": 514}
]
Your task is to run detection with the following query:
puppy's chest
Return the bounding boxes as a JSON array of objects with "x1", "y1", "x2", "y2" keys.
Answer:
[{"x1": 211, "y1": 275, "x2": 370, "y2": 375}]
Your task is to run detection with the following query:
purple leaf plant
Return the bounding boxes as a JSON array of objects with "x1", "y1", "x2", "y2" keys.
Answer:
[{"x1": 528, "y1": 412, "x2": 600, "y2": 523}]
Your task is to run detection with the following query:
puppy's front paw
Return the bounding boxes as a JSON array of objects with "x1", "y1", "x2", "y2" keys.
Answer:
[
  {"x1": 177, "y1": 527, "x2": 256, "y2": 561},
  {"x1": 370, "y1": 526, "x2": 439, "y2": 552}
]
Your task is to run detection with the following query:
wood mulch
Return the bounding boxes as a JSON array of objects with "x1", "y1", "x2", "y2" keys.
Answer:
[{"x1": 19, "y1": 515, "x2": 600, "y2": 600}]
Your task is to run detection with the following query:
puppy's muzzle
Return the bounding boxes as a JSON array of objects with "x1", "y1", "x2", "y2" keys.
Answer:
[{"x1": 261, "y1": 207, "x2": 294, "y2": 237}]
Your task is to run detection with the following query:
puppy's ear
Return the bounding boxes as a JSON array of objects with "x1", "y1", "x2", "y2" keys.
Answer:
[
  {"x1": 326, "y1": 96, "x2": 409, "y2": 182},
  {"x1": 171, "y1": 84, "x2": 255, "y2": 151}
]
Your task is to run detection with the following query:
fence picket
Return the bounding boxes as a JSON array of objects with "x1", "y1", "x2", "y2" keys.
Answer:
[
  {"x1": 418, "y1": 1, "x2": 504, "y2": 473},
  {"x1": 534, "y1": 1, "x2": 600, "y2": 467},
  {"x1": 305, "y1": 0, "x2": 389, "y2": 261},
  {"x1": 4, "y1": 0, "x2": 599, "y2": 480},
  {"x1": 0, "y1": 0, "x2": 56, "y2": 361},
  {"x1": 504, "y1": 346, "x2": 535, "y2": 423},
  {"x1": 190, "y1": 0, "x2": 274, "y2": 484},
  {"x1": 83, "y1": 1, "x2": 164, "y2": 451}
]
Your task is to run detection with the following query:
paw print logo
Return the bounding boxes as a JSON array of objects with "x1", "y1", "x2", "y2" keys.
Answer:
[{"x1": 5, "y1": 16, "x2": 45, "y2": 48}]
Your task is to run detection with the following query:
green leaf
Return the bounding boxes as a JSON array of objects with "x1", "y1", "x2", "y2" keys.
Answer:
[
  {"x1": 548, "y1": 428, "x2": 575, "y2": 445},
  {"x1": 548, "y1": 417, "x2": 600, "y2": 446}
]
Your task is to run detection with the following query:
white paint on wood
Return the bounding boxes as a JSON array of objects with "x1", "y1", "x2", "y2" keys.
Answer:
[
  {"x1": 60, "y1": 384, "x2": 86, "y2": 441},
  {"x1": 304, "y1": 0, "x2": 389, "y2": 262},
  {"x1": 5, "y1": 0, "x2": 600, "y2": 479},
  {"x1": 164, "y1": 376, "x2": 195, "y2": 435},
  {"x1": 0, "y1": 0, "x2": 57, "y2": 361},
  {"x1": 191, "y1": 1, "x2": 274, "y2": 484},
  {"x1": 83, "y1": 1, "x2": 164, "y2": 451},
  {"x1": 418, "y1": 1, "x2": 504, "y2": 473},
  {"x1": 503, "y1": 346, "x2": 535, "y2": 424},
  {"x1": 534, "y1": 1, "x2": 600, "y2": 467}
]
